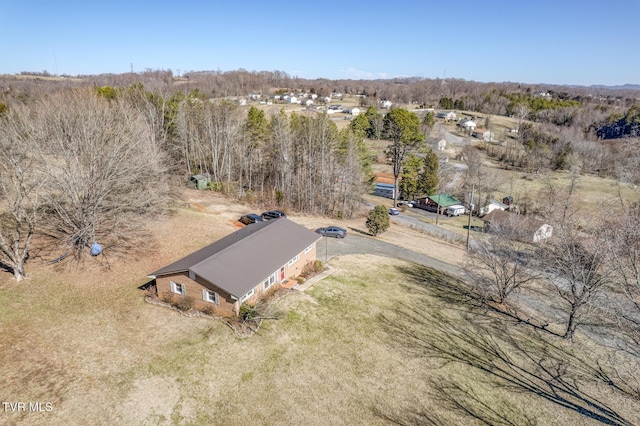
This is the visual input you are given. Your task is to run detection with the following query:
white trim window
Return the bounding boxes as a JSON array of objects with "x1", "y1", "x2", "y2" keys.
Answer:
[
  {"x1": 240, "y1": 289, "x2": 255, "y2": 303},
  {"x1": 287, "y1": 255, "x2": 299, "y2": 266},
  {"x1": 304, "y1": 244, "x2": 313, "y2": 254},
  {"x1": 202, "y1": 289, "x2": 219, "y2": 305},
  {"x1": 263, "y1": 272, "x2": 277, "y2": 290},
  {"x1": 170, "y1": 281, "x2": 185, "y2": 295}
]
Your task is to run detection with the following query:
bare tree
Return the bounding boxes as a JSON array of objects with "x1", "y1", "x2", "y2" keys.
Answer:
[
  {"x1": 32, "y1": 90, "x2": 169, "y2": 260},
  {"x1": 0, "y1": 109, "x2": 42, "y2": 280},
  {"x1": 468, "y1": 229, "x2": 540, "y2": 305},
  {"x1": 539, "y1": 222, "x2": 614, "y2": 341},
  {"x1": 609, "y1": 206, "x2": 640, "y2": 324}
]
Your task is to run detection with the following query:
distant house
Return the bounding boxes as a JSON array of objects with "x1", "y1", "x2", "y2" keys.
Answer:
[
  {"x1": 472, "y1": 128, "x2": 495, "y2": 142},
  {"x1": 479, "y1": 199, "x2": 509, "y2": 217},
  {"x1": 380, "y1": 100, "x2": 392, "y2": 109},
  {"x1": 373, "y1": 182, "x2": 395, "y2": 199},
  {"x1": 437, "y1": 139, "x2": 447, "y2": 151},
  {"x1": 459, "y1": 119, "x2": 477, "y2": 133},
  {"x1": 414, "y1": 193, "x2": 462, "y2": 214},
  {"x1": 483, "y1": 210, "x2": 553, "y2": 243},
  {"x1": 437, "y1": 111, "x2": 457, "y2": 121},
  {"x1": 149, "y1": 219, "x2": 322, "y2": 316}
]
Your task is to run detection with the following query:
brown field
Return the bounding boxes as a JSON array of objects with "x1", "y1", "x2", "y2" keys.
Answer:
[{"x1": 1, "y1": 188, "x2": 638, "y2": 425}]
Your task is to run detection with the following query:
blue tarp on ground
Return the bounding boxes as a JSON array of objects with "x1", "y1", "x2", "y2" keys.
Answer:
[{"x1": 91, "y1": 242, "x2": 103, "y2": 256}]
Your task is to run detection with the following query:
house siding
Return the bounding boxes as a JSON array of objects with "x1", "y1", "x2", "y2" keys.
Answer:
[
  {"x1": 287, "y1": 243, "x2": 317, "y2": 279},
  {"x1": 156, "y1": 272, "x2": 238, "y2": 316}
]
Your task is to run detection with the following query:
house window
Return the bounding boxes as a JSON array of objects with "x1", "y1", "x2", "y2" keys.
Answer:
[
  {"x1": 263, "y1": 273, "x2": 276, "y2": 291},
  {"x1": 287, "y1": 255, "x2": 299, "y2": 266},
  {"x1": 170, "y1": 281, "x2": 185, "y2": 295},
  {"x1": 202, "y1": 289, "x2": 219, "y2": 305},
  {"x1": 240, "y1": 289, "x2": 255, "y2": 303},
  {"x1": 304, "y1": 244, "x2": 313, "y2": 254}
]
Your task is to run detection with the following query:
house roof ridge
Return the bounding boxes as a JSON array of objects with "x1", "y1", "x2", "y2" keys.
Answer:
[{"x1": 189, "y1": 218, "x2": 281, "y2": 272}]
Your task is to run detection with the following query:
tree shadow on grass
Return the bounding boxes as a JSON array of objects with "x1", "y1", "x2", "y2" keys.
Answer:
[{"x1": 376, "y1": 263, "x2": 636, "y2": 426}]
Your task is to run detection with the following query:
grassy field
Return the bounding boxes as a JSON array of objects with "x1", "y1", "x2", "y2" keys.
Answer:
[{"x1": 2, "y1": 221, "x2": 638, "y2": 426}]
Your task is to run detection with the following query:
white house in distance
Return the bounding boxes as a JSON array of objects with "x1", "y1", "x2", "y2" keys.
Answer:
[
  {"x1": 459, "y1": 119, "x2": 477, "y2": 133},
  {"x1": 479, "y1": 199, "x2": 509, "y2": 217},
  {"x1": 437, "y1": 139, "x2": 447, "y2": 151},
  {"x1": 437, "y1": 111, "x2": 457, "y2": 121},
  {"x1": 472, "y1": 128, "x2": 495, "y2": 142},
  {"x1": 380, "y1": 100, "x2": 392, "y2": 109}
]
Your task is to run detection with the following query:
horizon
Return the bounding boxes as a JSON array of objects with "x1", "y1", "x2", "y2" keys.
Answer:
[{"x1": 1, "y1": 0, "x2": 638, "y2": 87}]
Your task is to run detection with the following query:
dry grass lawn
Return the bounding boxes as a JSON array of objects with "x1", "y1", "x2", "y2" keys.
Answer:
[{"x1": 1, "y1": 191, "x2": 638, "y2": 425}]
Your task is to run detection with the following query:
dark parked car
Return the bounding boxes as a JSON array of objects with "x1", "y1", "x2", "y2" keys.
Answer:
[
  {"x1": 261, "y1": 210, "x2": 287, "y2": 220},
  {"x1": 239, "y1": 213, "x2": 263, "y2": 225},
  {"x1": 315, "y1": 226, "x2": 347, "y2": 238}
]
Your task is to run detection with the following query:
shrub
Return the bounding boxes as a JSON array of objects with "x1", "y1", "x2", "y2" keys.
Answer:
[
  {"x1": 240, "y1": 302, "x2": 258, "y2": 321},
  {"x1": 300, "y1": 260, "x2": 324, "y2": 279},
  {"x1": 200, "y1": 305, "x2": 216, "y2": 316},
  {"x1": 366, "y1": 205, "x2": 390, "y2": 236},
  {"x1": 161, "y1": 293, "x2": 174, "y2": 304},
  {"x1": 174, "y1": 296, "x2": 195, "y2": 312}
]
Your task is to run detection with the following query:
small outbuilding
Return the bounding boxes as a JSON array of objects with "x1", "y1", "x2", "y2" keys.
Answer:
[{"x1": 188, "y1": 173, "x2": 211, "y2": 190}]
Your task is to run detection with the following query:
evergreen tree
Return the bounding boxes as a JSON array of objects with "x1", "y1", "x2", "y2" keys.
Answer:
[
  {"x1": 366, "y1": 205, "x2": 390, "y2": 236},
  {"x1": 383, "y1": 108, "x2": 425, "y2": 207},
  {"x1": 350, "y1": 113, "x2": 371, "y2": 139},
  {"x1": 399, "y1": 155, "x2": 422, "y2": 200},
  {"x1": 419, "y1": 149, "x2": 439, "y2": 196}
]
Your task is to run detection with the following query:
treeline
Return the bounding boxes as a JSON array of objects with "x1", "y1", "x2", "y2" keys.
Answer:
[{"x1": 0, "y1": 85, "x2": 372, "y2": 280}]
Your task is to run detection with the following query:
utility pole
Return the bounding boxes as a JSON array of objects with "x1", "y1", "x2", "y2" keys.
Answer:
[
  {"x1": 325, "y1": 236, "x2": 328, "y2": 264},
  {"x1": 466, "y1": 183, "x2": 475, "y2": 250}
]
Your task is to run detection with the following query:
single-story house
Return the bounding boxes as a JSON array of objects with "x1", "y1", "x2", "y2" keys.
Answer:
[
  {"x1": 459, "y1": 119, "x2": 477, "y2": 132},
  {"x1": 472, "y1": 128, "x2": 495, "y2": 142},
  {"x1": 414, "y1": 193, "x2": 462, "y2": 213},
  {"x1": 437, "y1": 111, "x2": 457, "y2": 121},
  {"x1": 380, "y1": 100, "x2": 392, "y2": 109},
  {"x1": 148, "y1": 218, "x2": 322, "y2": 316},
  {"x1": 479, "y1": 199, "x2": 509, "y2": 217},
  {"x1": 483, "y1": 210, "x2": 553, "y2": 243}
]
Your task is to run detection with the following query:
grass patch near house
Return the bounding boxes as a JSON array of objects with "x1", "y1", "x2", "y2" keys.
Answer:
[{"x1": 2, "y1": 247, "x2": 638, "y2": 424}]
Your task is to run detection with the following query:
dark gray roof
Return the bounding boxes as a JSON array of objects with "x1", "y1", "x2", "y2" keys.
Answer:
[{"x1": 149, "y1": 218, "x2": 321, "y2": 298}]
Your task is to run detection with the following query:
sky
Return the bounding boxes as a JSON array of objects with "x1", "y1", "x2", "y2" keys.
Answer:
[{"x1": 0, "y1": 0, "x2": 638, "y2": 86}]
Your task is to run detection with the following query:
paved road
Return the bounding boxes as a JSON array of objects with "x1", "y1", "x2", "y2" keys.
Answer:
[{"x1": 318, "y1": 232, "x2": 466, "y2": 279}]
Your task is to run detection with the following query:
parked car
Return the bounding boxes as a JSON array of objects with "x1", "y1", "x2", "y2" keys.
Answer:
[
  {"x1": 315, "y1": 226, "x2": 347, "y2": 238},
  {"x1": 261, "y1": 210, "x2": 287, "y2": 220},
  {"x1": 389, "y1": 208, "x2": 400, "y2": 215},
  {"x1": 239, "y1": 213, "x2": 263, "y2": 225}
]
